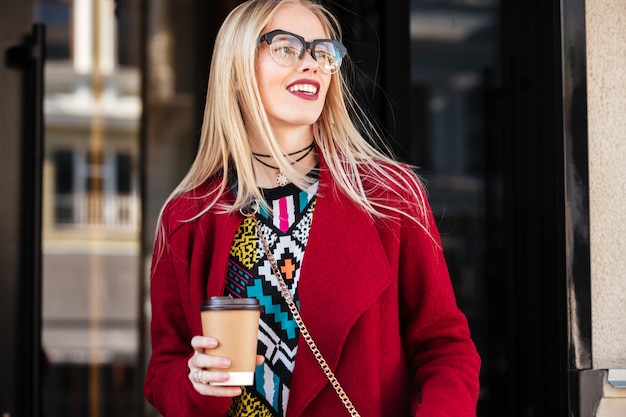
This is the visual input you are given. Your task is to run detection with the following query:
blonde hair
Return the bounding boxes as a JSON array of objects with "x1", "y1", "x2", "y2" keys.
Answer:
[{"x1": 161, "y1": 0, "x2": 430, "y2": 234}]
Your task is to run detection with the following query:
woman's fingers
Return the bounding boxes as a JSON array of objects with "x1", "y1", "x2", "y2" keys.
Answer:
[
  {"x1": 189, "y1": 335, "x2": 231, "y2": 371},
  {"x1": 191, "y1": 335, "x2": 218, "y2": 352},
  {"x1": 188, "y1": 335, "x2": 245, "y2": 396},
  {"x1": 189, "y1": 368, "x2": 242, "y2": 396},
  {"x1": 191, "y1": 351, "x2": 231, "y2": 370}
]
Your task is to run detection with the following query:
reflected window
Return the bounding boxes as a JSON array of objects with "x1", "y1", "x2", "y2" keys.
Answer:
[
  {"x1": 36, "y1": 0, "x2": 71, "y2": 61},
  {"x1": 52, "y1": 149, "x2": 138, "y2": 227}
]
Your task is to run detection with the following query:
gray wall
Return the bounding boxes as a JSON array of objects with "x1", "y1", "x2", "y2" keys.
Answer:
[
  {"x1": 586, "y1": 0, "x2": 626, "y2": 370},
  {"x1": 586, "y1": 1, "x2": 626, "y2": 415}
]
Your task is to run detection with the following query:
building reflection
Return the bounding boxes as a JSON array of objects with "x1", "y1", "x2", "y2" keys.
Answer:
[{"x1": 37, "y1": 0, "x2": 142, "y2": 415}]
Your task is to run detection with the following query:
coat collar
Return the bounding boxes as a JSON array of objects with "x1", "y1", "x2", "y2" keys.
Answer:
[{"x1": 285, "y1": 157, "x2": 394, "y2": 416}]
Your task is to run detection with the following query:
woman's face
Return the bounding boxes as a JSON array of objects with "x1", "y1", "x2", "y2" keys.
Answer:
[{"x1": 255, "y1": 4, "x2": 332, "y2": 135}]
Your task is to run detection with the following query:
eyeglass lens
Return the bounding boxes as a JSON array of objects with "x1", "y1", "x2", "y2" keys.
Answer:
[{"x1": 267, "y1": 32, "x2": 344, "y2": 74}]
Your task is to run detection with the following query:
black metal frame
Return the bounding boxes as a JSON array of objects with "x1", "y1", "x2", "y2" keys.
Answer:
[
  {"x1": 496, "y1": 0, "x2": 592, "y2": 415},
  {"x1": 561, "y1": 0, "x2": 597, "y2": 413},
  {"x1": 3, "y1": 22, "x2": 46, "y2": 417}
]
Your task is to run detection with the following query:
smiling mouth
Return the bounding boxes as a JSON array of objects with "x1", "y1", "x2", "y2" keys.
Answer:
[{"x1": 288, "y1": 83, "x2": 318, "y2": 95}]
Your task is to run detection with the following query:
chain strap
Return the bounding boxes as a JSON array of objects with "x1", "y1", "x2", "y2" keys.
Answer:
[{"x1": 241, "y1": 202, "x2": 361, "y2": 417}]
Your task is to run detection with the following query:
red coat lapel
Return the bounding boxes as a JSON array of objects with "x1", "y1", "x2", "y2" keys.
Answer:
[{"x1": 286, "y1": 164, "x2": 394, "y2": 417}]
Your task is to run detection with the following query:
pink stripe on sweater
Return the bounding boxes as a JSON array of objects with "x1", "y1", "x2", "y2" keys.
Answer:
[{"x1": 278, "y1": 197, "x2": 289, "y2": 232}]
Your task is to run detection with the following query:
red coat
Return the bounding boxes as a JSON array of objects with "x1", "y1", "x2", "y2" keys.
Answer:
[{"x1": 144, "y1": 160, "x2": 480, "y2": 417}]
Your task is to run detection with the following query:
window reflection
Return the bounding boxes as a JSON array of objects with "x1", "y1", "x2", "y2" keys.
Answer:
[
  {"x1": 38, "y1": 1, "x2": 71, "y2": 60},
  {"x1": 36, "y1": 0, "x2": 142, "y2": 415}
]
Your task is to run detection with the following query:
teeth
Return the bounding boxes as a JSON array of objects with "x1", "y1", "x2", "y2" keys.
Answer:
[{"x1": 288, "y1": 84, "x2": 318, "y2": 94}]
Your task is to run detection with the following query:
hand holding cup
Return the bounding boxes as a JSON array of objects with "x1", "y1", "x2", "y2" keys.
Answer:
[
  {"x1": 194, "y1": 297, "x2": 262, "y2": 390},
  {"x1": 188, "y1": 335, "x2": 244, "y2": 396}
]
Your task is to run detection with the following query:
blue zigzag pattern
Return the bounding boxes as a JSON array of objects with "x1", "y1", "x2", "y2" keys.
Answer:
[{"x1": 247, "y1": 278, "x2": 298, "y2": 339}]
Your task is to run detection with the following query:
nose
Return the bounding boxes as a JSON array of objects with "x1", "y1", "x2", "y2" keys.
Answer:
[{"x1": 299, "y1": 48, "x2": 318, "y2": 72}]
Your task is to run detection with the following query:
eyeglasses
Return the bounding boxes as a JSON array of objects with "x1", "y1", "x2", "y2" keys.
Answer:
[{"x1": 258, "y1": 29, "x2": 347, "y2": 74}]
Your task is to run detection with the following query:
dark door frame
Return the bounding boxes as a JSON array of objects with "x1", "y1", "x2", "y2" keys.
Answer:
[
  {"x1": 1, "y1": 1, "x2": 44, "y2": 416},
  {"x1": 496, "y1": 0, "x2": 592, "y2": 415}
]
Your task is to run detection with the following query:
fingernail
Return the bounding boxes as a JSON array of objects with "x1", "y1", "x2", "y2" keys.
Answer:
[{"x1": 220, "y1": 358, "x2": 231, "y2": 367}]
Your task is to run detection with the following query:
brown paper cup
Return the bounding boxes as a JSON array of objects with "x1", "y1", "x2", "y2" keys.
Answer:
[{"x1": 200, "y1": 297, "x2": 261, "y2": 386}]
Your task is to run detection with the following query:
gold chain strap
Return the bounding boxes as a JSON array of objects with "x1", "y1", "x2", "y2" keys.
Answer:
[{"x1": 242, "y1": 202, "x2": 361, "y2": 417}]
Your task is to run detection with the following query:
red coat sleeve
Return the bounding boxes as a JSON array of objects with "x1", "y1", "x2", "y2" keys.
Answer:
[{"x1": 143, "y1": 201, "x2": 231, "y2": 416}]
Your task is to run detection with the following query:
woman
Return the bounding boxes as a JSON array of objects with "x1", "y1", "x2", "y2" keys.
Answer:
[{"x1": 144, "y1": 0, "x2": 481, "y2": 416}]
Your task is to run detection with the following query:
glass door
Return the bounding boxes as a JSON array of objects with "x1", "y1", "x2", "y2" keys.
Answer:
[{"x1": 36, "y1": 0, "x2": 143, "y2": 415}]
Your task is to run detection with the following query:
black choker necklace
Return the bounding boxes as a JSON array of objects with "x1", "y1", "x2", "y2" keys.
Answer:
[{"x1": 252, "y1": 142, "x2": 315, "y2": 186}]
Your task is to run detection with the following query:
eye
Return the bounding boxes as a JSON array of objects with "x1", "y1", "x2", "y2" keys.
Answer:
[
  {"x1": 315, "y1": 50, "x2": 335, "y2": 64},
  {"x1": 271, "y1": 42, "x2": 300, "y2": 58},
  {"x1": 314, "y1": 43, "x2": 339, "y2": 65}
]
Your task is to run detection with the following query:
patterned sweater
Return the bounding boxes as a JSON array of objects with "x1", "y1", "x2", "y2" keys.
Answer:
[{"x1": 227, "y1": 180, "x2": 318, "y2": 416}]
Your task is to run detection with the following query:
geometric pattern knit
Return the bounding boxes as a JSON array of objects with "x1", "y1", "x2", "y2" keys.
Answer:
[{"x1": 226, "y1": 179, "x2": 318, "y2": 417}]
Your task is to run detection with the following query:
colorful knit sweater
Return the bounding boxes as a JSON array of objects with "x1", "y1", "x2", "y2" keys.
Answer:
[{"x1": 227, "y1": 180, "x2": 318, "y2": 416}]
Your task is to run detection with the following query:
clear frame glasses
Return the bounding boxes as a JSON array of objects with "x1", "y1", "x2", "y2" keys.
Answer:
[{"x1": 258, "y1": 29, "x2": 347, "y2": 74}]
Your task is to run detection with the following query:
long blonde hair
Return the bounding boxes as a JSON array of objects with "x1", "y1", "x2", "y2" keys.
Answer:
[{"x1": 161, "y1": 0, "x2": 430, "y2": 232}]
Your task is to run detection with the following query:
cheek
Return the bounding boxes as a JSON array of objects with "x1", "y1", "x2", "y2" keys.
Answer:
[
  {"x1": 319, "y1": 77, "x2": 333, "y2": 101},
  {"x1": 256, "y1": 59, "x2": 283, "y2": 95},
  {"x1": 257, "y1": 75, "x2": 277, "y2": 108},
  {"x1": 254, "y1": 71, "x2": 272, "y2": 105}
]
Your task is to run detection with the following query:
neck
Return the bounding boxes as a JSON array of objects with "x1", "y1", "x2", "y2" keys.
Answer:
[
  {"x1": 249, "y1": 124, "x2": 313, "y2": 152},
  {"x1": 251, "y1": 142, "x2": 317, "y2": 188},
  {"x1": 252, "y1": 141, "x2": 314, "y2": 159},
  {"x1": 248, "y1": 126, "x2": 317, "y2": 188}
]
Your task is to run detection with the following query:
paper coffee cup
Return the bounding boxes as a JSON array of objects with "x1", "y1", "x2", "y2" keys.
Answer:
[{"x1": 200, "y1": 297, "x2": 261, "y2": 386}]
